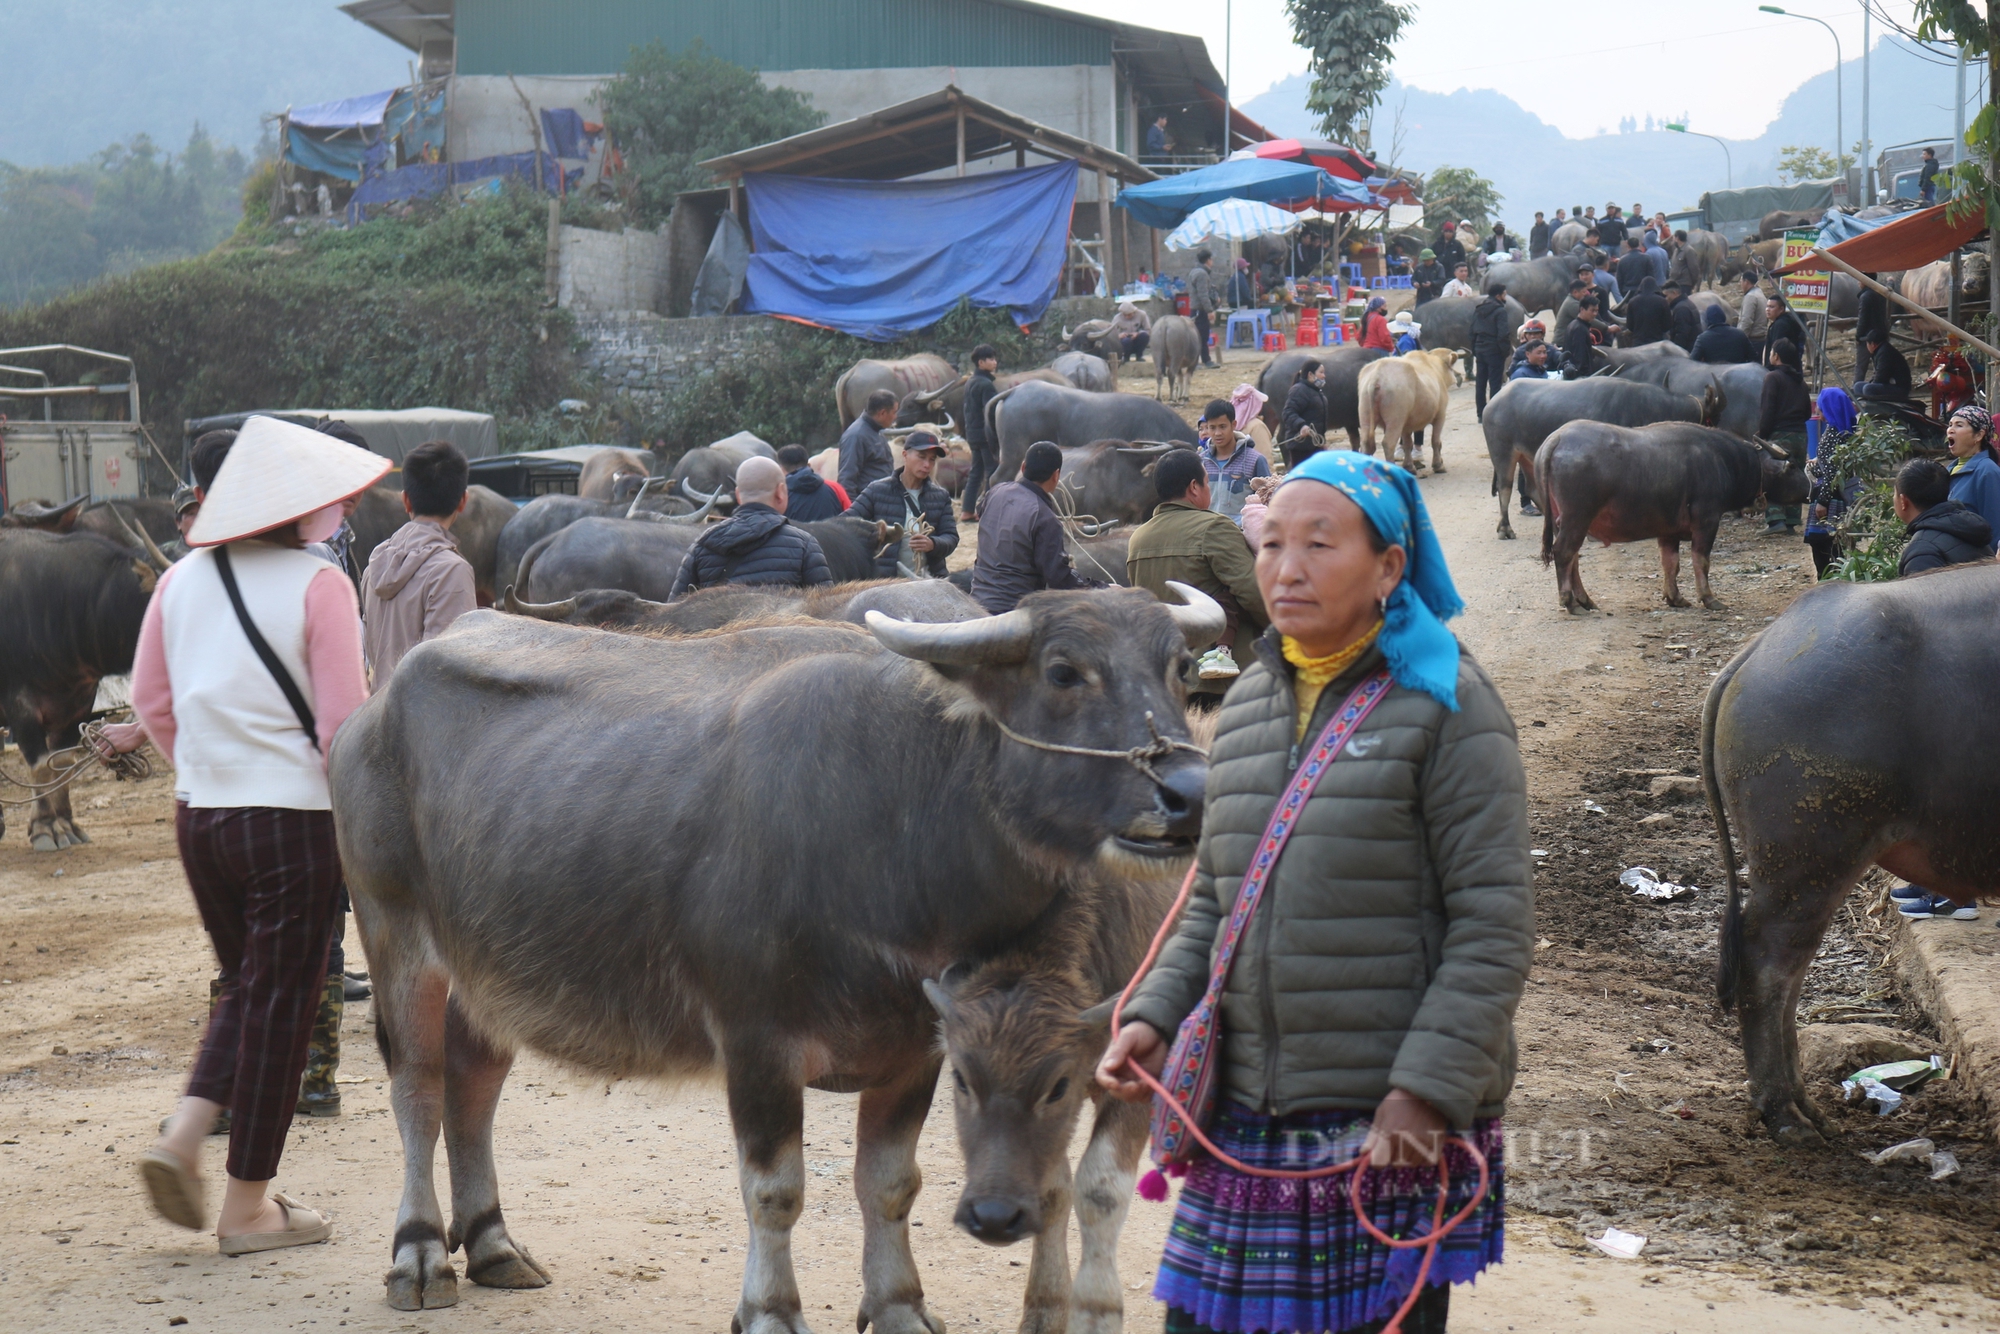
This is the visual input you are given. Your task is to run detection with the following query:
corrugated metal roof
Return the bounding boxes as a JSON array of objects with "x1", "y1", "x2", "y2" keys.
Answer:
[{"x1": 452, "y1": 0, "x2": 1114, "y2": 76}]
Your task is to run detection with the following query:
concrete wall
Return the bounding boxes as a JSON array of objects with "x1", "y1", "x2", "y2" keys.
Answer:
[
  {"x1": 557, "y1": 224, "x2": 670, "y2": 314},
  {"x1": 448, "y1": 75, "x2": 607, "y2": 162}
]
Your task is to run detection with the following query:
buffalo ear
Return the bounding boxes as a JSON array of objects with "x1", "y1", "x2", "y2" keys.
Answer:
[
  {"x1": 1077, "y1": 996, "x2": 1120, "y2": 1030},
  {"x1": 921, "y1": 977, "x2": 958, "y2": 1021}
]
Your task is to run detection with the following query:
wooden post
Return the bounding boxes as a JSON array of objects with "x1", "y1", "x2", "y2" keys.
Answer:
[
  {"x1": 545, "y1": 197, "x2": 562, "y2": 306},
  {"x1": 1015, "y1": 141, "x2": 1026, "y2": 169},
  {"x1": 1150, "y1": 227, "x2": 1159, "y2": 278},
  {"x1": 1812, "y1": 247, "x2": 2000, "y2": 363},
  {"x1": 1096, "y1": 170, "x2": 1113, "y2": 292},
  {"x1": 956, "y1": 105, "x2": 966, "y2": 177}
]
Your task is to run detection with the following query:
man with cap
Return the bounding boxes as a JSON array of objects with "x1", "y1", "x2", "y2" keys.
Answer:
[
  {"x1": 1411, "y1": 248, "x2": 1448, "y2": 307},
  {"x1": 1109, "y1": 300, "x2": 1152, "y2": 362},
  {"x1": 123, "y1": 415, "x2": 379, "y2": 1255},
  {"x1": 969, "y1": 441, "x2": 1103, "y2": 614},
  {"x1": 849, "y1": 430, "x2": 959, "y2": 579},
  {"x1": 671, "y1": 456, "x2": 833, "y2": 597},
  {"x1": 1224, "y1": 257, "x2": 1258, "y2": 309},
  {"x1": 959, "y1": 343, "x2": 1003, "y2": 520},
  {"x1": 1471, "y1": 282, "x2": 1514, "y2": 421}
]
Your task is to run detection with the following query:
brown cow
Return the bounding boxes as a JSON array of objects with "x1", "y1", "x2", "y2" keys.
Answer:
[{"x1": 576, "y1": 447, "x2": 655, "y2": 502}]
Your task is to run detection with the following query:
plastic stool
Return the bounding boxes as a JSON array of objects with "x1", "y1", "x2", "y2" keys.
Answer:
[
  {"x1": 1327, "y1": 321, "x2": 1344, "y2": 344},
  {"x1": 1260, "y1": 331, "x2": 1286, "y2": 352},
  {"x1": 1370, "y1": 276, "x2": 1389, "y2": 289},
  {"x1": 1341, "y1": 264, "x2": 1363, "y2": 284},
  {"x1": 1224, "y1": 308, "x2": 1271, "y2": 349},
  {"x1": 1390, "y1": 275, "x2": 1412, "y2": 289}
]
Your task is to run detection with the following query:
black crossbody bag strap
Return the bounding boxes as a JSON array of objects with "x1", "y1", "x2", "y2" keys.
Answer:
[{"x1": 213, "y1": 546, "x2": 321, "y2": 753}]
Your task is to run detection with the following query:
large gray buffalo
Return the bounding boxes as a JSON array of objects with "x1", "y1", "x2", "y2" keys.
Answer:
[
  {"x1": 1706, "y1": 565, "x2": 2000, "y2": 1144},
  {"x1": 1550, "y1": 221, "x2": 1586, "y2": 253},
  {"x1": 1682, "y1": 229, "x2": 1727, "y2": 285},
  {"x1": 894, "y1": 368, "x2": 1064, "y2": 429},
  {"x1": 331, "y1": 584, "x2": 1223, "y2": 1327},
  {"x1": 1058, "y1": 441, "x2": 1191, "y2": 527},
  {"x1": 1418, "y1": 296, "x2": 1527, "y2": 379},
  {"x1": 1051, "y1": 351, "x2": 1117, "y2": 392},
  {"x1": 1609, "y1": 359, "x2": 1763, "y2": 439},
  {"x1": 988, "y1": 382, "x2": 1198, "y2": 498},
  {"x1": 833, "y1": 353, "x2": 958, "y2": 426},
  {"x1": 1150, "y1": 314, "x2": 1201, "y2": 403},
  {"x1": 669, "y1": 437, "x2": 783, "y2": 500},
  {"x1": 1479, "y1": 255, "x2": 1577, "y2": 314},
  {"x1": 1256, "y1": 347, "x2": 1387, "y2": 452},
  {"x1": 1063, "y1": 317, "x2": 1119, "y2": 368},
  {"x1": 1482, "y1": 378, "x2": 1717, "y2": 538},
  {"x1": 505, "y1": 576, "x2": 985, "y2": 631},
  {"x1": 516, "y1": 514, "x2": 893, "y2": 601},
  {"x1": 493, "y1": 490, "x2": 715, "y2": 596},
  {"x1": 1537, "y1": 421, "x2": 1806, "y2": 612}
]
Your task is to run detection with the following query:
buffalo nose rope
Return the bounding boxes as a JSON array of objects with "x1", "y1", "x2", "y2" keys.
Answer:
[{"x1": 1110, "y1": 863, "x2": 1491, "y2": 1334}]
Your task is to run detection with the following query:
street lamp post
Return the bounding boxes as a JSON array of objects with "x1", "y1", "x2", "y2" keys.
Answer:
[
  {"x1": 1665, "y1": 123, "x2": 1733, "y2": 188},
  {"x1": 1757, "y1": 6, "x2": 1843, "y2": 184}
]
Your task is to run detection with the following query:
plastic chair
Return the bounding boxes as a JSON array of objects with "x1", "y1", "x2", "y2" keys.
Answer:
[{"x1": 1260, "y1": 331, "x2": 1286, "y2": 352}]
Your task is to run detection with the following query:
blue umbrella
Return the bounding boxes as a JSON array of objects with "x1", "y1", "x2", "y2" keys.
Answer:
[{"x1": 1115, "y1": 158, "x2": 1344, "y2": 229}]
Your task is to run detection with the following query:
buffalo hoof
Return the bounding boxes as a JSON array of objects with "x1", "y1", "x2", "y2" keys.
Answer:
[
  {"x1": 1758, "y1": 1095, "x2": 1831, "y2": 1147},
  {"x1": 731, "y1": 1304, "x2": 815, "y2": 1334},
  {"x1": 1017, "y1": 1297, "x2": 1068, "y2": 1334},
  {"x1": 385, "y1": 1247, "x2": 459, "y2": 1311},
  {"x1": 1432, "y1": 463, "x2": 1448, "y2": 475},
  {"x1": 1067, "y1": 1302, "x2": 1125, "y2": 1334},
  {"x1": 856, "y1": 1298, "x2": 945, "y2": 1334},
  {"x1": 1663, "y1": 595, "x2": 1691, "y2": 609},
  {"x1": 1701, "y1": 596, "x2": 1725, "y2": 611},
  {"x1": 28, "y1": 817, "x2": 89, "y2": 852},
  {"x1": 465, "y1": 1239, "x2": 551, "y2": 1290},
  {"x1": 1497, "y1": 525, "x2": 1516, "y2": 541}
]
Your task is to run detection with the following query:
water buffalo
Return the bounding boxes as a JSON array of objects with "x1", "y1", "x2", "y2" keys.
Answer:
[
  {"x1": 1418, "y1": 295, "x2": 1527, "y2": 377},
  {"x1": 1358, "y1": 348, "x2": 1460, "y2": 473},
  {"x1": 1537, "y1": 420, "x2": 1806, "y2": 611},
  {"x1": 1900, "y1": 253, "x2": 1992, "y2": 309},
  {"x1": 1255, "y1": 347, "x2": 1387, "y2": 452},
  {"x1": 493, "y1": 491, "x2": 714, "y2": 596},
  {"x1": 1051, "y1": 351, "x2": 1116, "y2": 392},
  {"x1": 1759, "y1": 209, "x2": 1820, "y2": 241},
  {"x1": 895, "y1": 369, "x2": 1062, "y2": 429},
  {"x1": 1481, "y1": 255, "x2": 1576, "y2": 314},
  {"x1": 1550, "y1": 221, "x2": 1586, "y2": 253},
  {"x1": 1065, "y1": 528, "x2": 1133, "y2": 586},
  {"x1": 331, "y1": 584, "x2": 1222, "y2": 1326},
  {"x1": 1597, "y1": 341, "x2": 1689, "y2": 369},
  {"x1": 833, "y1": 353, "x2": 958, "y2": 426},
  {"x1": 1150, "y1": 314, "x2": 1201, "y2": 403},
  {"x1": 1482, "y1": 378, "x2": 1717, "y2": 538},
  {"x1": 576, "y1": 447, "x2": 655, "y2": 502},
  {"x1": 988, "y1": 382, "x2": 1198, "y2": 498},
  {"x1": 1057, "y1": 441, "x2": 1190, "y2": 526},
  {"x1": 1682, "y1": 229, "x2": 1727, "y2": 286},
  {"x1": 0, "y1": 525, "x2": 166, "y2": 849},
  {"x1": 516, "y1": 514, "x2": 891, "y2": 601},
  {"x1": 1706, "y1": 565, "x2": 2000, "y2": 1144},
  {"x1": 504, "y1": 577, "x2": 985, "y2": 631},
  {"x1": 1609, "y1": 359, "x2": 1763, "y2": 439},
  {"x1": 346, "y1": 484, "x2": 517, "y2": 605},
  {"x1": 4, "y1": 496, "x2": 180, "y2": 547},
  {"x1": 1063, "y1": 317, "x2": 1118, "y2": 365}
]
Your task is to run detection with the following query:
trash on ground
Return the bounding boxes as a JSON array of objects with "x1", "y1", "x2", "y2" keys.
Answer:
[
  {"x1": 1928, "y1": 1150, "x2": 1960, "y2": 1180},
  {"x1": 1589, "y1": 1227, "x2": 1647, "y2": 1259},
  {"x1": 1842, "y1": 1056, "x2": 1947, "y2": 1115},
  {"x1": 1867, "y1": 1137, "x2": 1934, "y2": 1165},
  {"x1": 1845, "y1": 1077, "x2": 1903, "y2": 1116},
  {"x1": 1583, "y1": 800, "x2": 1608, "y2": 815},
  {"x1": 1530, "y1": 849, "x2": 1549, "y2": 858},
  {"x1": 1655, "y1": 1098, "x2": 1695, "y2": 1119},
  {"x1": 1620, "y1": 866, "x2": 1698, "y2": 901}
]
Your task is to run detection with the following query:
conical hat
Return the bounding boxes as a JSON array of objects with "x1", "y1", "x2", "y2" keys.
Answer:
[{"x1": 188, "y1": 416, "x2": 390, "y2": 547}]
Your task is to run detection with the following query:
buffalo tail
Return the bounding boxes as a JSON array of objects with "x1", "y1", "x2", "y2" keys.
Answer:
[
  {"x1": 1706, "y1": 650, "x2": 1747, "y2": 1012},
  {"x1": 1538, "y1": 473, "x2": 1556, "y2": 566}
]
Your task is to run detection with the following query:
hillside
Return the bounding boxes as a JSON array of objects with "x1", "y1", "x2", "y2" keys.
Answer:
[{"x1": 1245, "y1": 37, "x2": 1975, "y2": 224}]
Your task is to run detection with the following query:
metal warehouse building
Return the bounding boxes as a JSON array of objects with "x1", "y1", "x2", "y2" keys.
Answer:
[{"x1": 340, "y1": 0, "x2": 1259, "y2": 198}]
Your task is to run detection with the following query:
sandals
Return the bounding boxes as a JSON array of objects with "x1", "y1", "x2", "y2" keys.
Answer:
[
  {"x1": 140, "y1": 1147, "x2": 206, "y2": 1230},
  {"x1": 218, "y1": 1193, "x2": 332, "y2": 1256}
]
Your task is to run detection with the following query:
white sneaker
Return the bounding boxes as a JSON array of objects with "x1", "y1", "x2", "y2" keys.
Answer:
[{"x1": 1197, "y1": 647, "x2": 1240, "y2": 680}]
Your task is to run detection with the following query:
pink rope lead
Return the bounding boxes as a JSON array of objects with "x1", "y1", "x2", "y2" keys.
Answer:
[{"x1": 1108, "y1": 863, "x2": 1492, "y2": 1334}]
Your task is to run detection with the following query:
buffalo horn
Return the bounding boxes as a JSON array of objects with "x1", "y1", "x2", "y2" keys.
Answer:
[
  {"x1": 881, "y1": 425, "x2": 920, "y2": 440},
  {"x1": 502, "y1": 584, "x2": 579, "y2": 621},
  {"x1": 936, "y1": 412, "x2": 956, "y2": 436},
  {"x1": 914, "y1": 376, "x2": 964, "y2": 405},
  {"x1": 1162, "y1": 581, "x2": 1226, "y2": 649},
  {"x1": 663, "y1": 488, "x2": 720, "y2": 524},
  {"x1": 109, "y1": 504, "x2": 171, "y2": 572},
  {"x1": 1061, "y1": 324, "x2": 1075, "y2": 341},
  {"x1": 679, "y1": 481, "x2": 724, "y2": 505},
  {"x1": 865, "y1": 605, "x2": 1035, "y2": 666}
]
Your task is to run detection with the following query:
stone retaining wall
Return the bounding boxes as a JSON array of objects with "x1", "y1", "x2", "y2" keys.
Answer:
[{"x1": 574, "y1": 312, "x2": 783, "y2": 413}]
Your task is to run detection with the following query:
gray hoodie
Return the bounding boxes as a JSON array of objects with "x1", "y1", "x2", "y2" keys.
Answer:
[{"x1": 360, "y1": 518, "x2": 476, "y2": 683}]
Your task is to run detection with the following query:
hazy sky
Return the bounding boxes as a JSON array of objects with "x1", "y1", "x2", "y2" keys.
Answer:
[{"x1": 1059, "y1": 0, "x2": 1951, "y2": 141}]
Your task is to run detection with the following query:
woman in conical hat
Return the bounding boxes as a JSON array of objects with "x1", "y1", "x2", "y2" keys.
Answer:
[{"x1": 125, "y1": 415, "x2": 386, "y2": 1254}]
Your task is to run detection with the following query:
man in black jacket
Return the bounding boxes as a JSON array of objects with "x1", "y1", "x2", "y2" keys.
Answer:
[
  {"x1": 1856, "y1": 331, "x2": 1913, "y2": 402},
  {"x1": 969, "y1": 441, "x2": 1102, "y2": 613},
  {"x1": 1470, "y1": 283, "x2": 1513, "y2": 421},
  {"x1": 1663, "y1": 281, "x2": 1703, "y2": 350},
  {"x1": 1528, "y1": 211, "x2": 1550, "y2": 258},
  {"x1": 959, "y1": 343, "x2": 1002, "y2": 520},
  {"x1": 1623, "y1": 276, "x2": 1670, "y2": 345},
  {"x1": 1280, "y1": 359, "x2": 1328, "y2": 466},
  {"x1": 1761, "y1": 294, "x2": 1809, "y2": 367},
  {"x1": 838, "y1": 390, "x2": 899, "y2": 495},
  {"x1": 1411, "y1": 248, "x2": 1448, "y2": 307},
  {"x1": 850, "y1": 431, "x2": 959, "y2": 579},
  {"x1": 670, "y1": 456, "x2": 832, "y2": 597},
  {"x1": 1561, "y1": 296, "x2": 1605, "y2": 376},
  {"x1": 1615, "y1": 237, "x2": 1653, "y2": 298},
  {"x1": 1895, "y1": 458, "x2": 1993, "y2": 574},
  {"x1": 1596, "y1": 204, "x2": 1627, "y2": 249},
  {"x1": 778, "y1": 444, "x2": 844, "y2": 522},
  {"x1": 1433, "y1": 223, "x2": 1466, "y2": 276},
  {"x1": 1855, "y1": 277, "x2": 1890, "y2": 380}
]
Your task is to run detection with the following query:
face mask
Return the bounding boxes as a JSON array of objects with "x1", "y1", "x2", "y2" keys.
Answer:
[{"x1": 298, "y1": 503, "x2": 345, "y2": 545}]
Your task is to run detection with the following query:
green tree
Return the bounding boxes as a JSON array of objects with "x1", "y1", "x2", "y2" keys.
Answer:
[
  {"x1": 599, "y1": 40, "x2": 825, "y2": 227},
  {"x1": 1285, "y1": 0, "x2": 1414, "y2": 142},
  {"x1": 1420, "y1": 166, "x2": 1502, "y2": 233},
  {"x1": 1776, "y1": 144, "x2": 1854, "y2": 185},
  {"x1": 0, "y1": 164, "x2": 100, "y2": 307}
]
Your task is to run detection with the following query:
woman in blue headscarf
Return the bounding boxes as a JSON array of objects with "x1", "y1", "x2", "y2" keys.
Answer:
[
  {"x1": 1102, "y1": 451, "x2": 1532, "y2": 1334},
  {"x1": 1805, "y1": 386, "x2": 1857, "y2": 576}
]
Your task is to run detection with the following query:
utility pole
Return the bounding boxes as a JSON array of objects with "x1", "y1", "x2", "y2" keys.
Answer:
[
  {"x1": 1756, "y1": 10, "x2": 1841, "y2": 188},
  {"x1": 1860, "y1": 3, "x2": 1873, "y2": 200},
  {"x1": 1223, "y1": 0, "x2": 1232, "y2": 154}
]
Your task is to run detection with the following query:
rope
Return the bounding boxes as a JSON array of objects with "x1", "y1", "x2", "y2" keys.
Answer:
[
  {"x1": 985, "y1": 709, "x2": 1204, "y2": 789},
  {"x1": 0, "y1": 719, "x2": 152, "y2": 806},
  {"x1": 1107, "y1": 864, "x2": 1491, "y2": 1334},
  {"x1": 1052, "y1": 480, "x2": 1127, "y2": 583}
]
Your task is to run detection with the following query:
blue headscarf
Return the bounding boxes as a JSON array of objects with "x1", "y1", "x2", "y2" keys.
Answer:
[
  {"x1": 1286, "y1": 451, "x2": 1465, "y2": 710},
  {"x1": 1817, "y1": 386, "x2": 1856, "y2": 436}
]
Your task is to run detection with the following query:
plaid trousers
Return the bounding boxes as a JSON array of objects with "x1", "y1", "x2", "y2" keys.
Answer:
[{"x1": 176, "y1": 803, "x2": 343, "y2": 1182}]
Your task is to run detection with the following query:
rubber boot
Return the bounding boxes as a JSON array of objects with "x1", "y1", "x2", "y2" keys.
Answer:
[{"x1": 295, "y1": 974, "x2": 343, "y2": 1118}]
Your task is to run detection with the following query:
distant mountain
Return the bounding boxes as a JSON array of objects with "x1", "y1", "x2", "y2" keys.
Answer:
[
  {"x1": 0, "y1": 1, "x2": 410, "y2": 167},
  {"x1": 1244, "y1": 37, "x2": 1970, "y2": 223}
]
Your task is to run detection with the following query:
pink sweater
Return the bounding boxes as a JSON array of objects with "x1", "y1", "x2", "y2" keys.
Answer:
[{"x1": 132, "y1": 561, "x2": 368, "y2": 772}]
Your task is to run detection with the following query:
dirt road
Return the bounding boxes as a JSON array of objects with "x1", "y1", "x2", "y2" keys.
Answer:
[{"x1": 3, "y1": 371, "x2": 1994, "y2": 1331}]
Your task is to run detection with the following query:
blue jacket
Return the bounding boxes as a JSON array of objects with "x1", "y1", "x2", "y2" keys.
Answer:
[
  {"x1": 1508, "y1": 359, "x2": 1551, "y2": 380},
  {"x1": 1947, "y1": 451, "x2": 2000, "y2": 553},
  {"x1": 785, "y1": 465, "x2": 846, "y2": 522},
  {"x1": 669, "y1": 503, "x2": 833, "y2": 597},
  {"x1": 837, "y1": 415, "x2": 894, "y2": 495}
]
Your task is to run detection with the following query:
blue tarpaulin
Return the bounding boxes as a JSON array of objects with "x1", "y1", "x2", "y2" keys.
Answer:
[
  {"x1": 290, "y1": 90, "x2": 395, "y2": 129},
  {"x1": 540, "y1": 108, "x2": 598, "y2": 161},
  {"x1": 1115, "y1": 158, "x2": 1344, "y2": 229},
  {"x1": 347, "y1": 153, "x2": 570, "y2": 219},
  {"x1": 740, "y1": 161, "x2": 1079, "y2": 341}
]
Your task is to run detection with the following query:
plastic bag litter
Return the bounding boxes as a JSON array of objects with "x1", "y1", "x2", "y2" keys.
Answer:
[
  {"x1": 1589, "y1": 1227, "x2": 1647, "y2": 1259},
  {"x1": 1583, "y1": 801, "x2": 1608, "y2": 815},
  {"x1": 1929, "y1": 1150, "x2": 1960, "y2": 1180},
  {"x1": 1867, "y1": 1137, "x2": 1934, "y2": 1165},
  {"x1": 1845, "y1": 1077, "x2": 1902, "y2": 1115},
  {"x1": 1846, "y1": 1056, "x2": 1947, "y2": 1092},
  {"x1": 1619, "y1": 866, "x2": 1698, "y2": 901}
]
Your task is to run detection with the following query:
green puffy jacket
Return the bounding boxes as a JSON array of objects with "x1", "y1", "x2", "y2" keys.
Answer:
[{"x1": 1122, "y1": 633, "x2": 1534, "y2": 1129}]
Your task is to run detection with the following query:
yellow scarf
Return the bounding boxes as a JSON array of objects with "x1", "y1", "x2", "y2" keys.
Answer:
[{"x1": 1283, "y1": 623, "x2": 1383, "y2": 742}]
